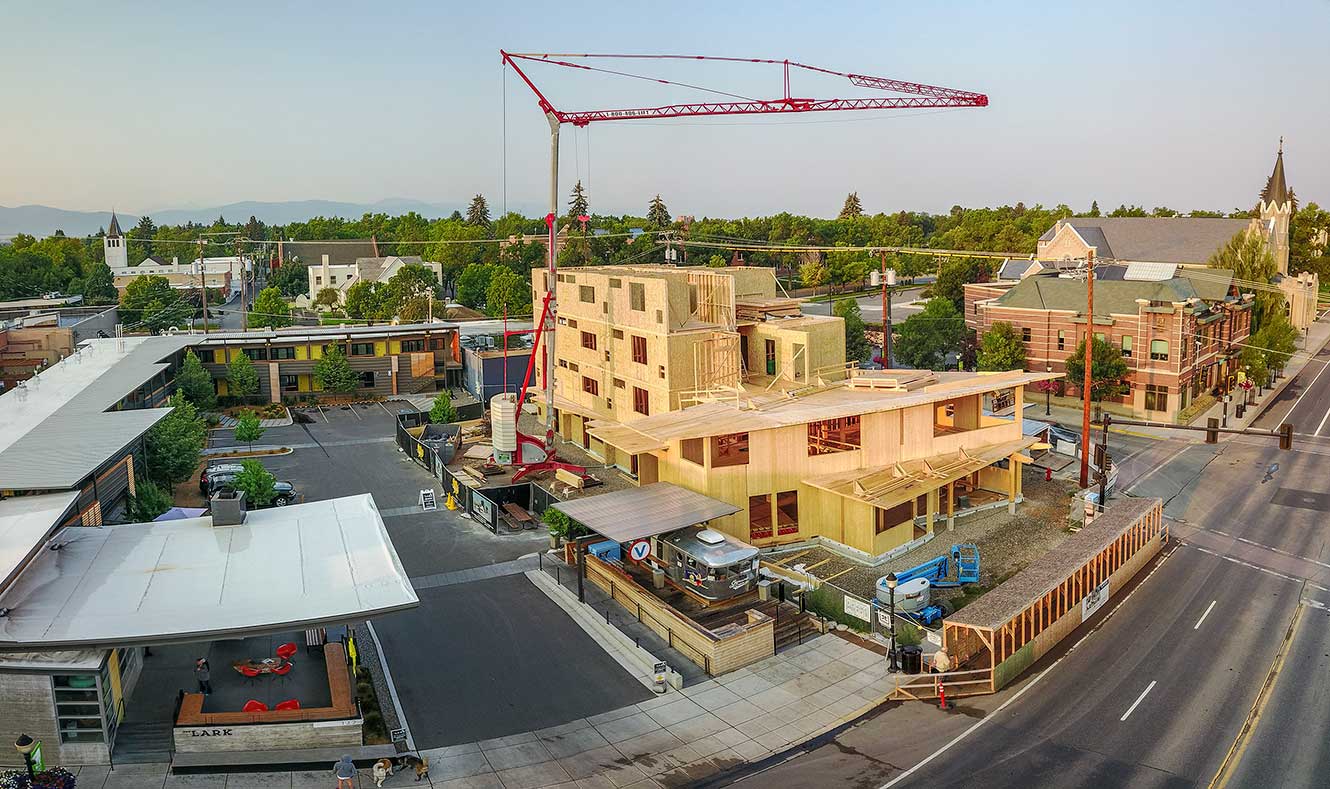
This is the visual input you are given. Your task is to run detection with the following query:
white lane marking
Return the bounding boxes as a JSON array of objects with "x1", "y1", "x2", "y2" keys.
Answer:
[
  {"x1": 880, "y1": 546, "x2": 1179, "y2": 789},
  {"x1": 1120, "y1": 680, "x2": 1158, "y2": 722},
  {"x1": 1303, "y1": 598, "x2": 1329, "y2": 611},
  {"x1": 1194, "y1": 600, "x2": 1217, "y2": 630},
  {"x1": 1284, "y1": 350, "x2": 1330, "y2": 424},
  {"x1": 1124, "y1": 443, "x2": 1192, "y2": 493},
  {"x1": 1187, "y1": 545, "x2": 1330, "y2": 591},
  {"x1": 1234, "y1": 535, "x2": 1330, "y2": 570}
]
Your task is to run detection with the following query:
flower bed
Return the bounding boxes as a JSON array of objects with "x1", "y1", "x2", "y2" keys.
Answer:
[{"x1": 0, "y1": 767, "x2": 77, "y2": 789}]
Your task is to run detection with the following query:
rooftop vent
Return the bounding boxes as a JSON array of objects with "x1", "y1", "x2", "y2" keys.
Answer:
[{"x1": 696, "y1": 529, "x2": 725, "y2": 545}]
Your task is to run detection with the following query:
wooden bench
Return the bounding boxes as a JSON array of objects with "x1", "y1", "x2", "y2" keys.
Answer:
[
  {"x1": 502, "y1": 503, "x2": 536, "y2": 531},
  {"x1": 172, "y1": 744, "x2": 399, "y2": 773}
]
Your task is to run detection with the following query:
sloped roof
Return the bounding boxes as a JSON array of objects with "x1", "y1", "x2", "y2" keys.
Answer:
[
  {"x1": 1262, "y1": 146, "x2": 1289, "y2": 206},
  {"x1": 552, "y1": 482, "x2": 739, "y2": 543},
  {"x1": 1044, "y1": 218, "x2": 1252, "y2": 263},
  {"x1": 106, "y1": 211, "x2": 122, "y2": 238},
  {"x1": 991, "y1": 266, "x2": 1235, "y2": 316},
  {"x1": 287, "y1": 238, "x2": 379, "y2": 268}
]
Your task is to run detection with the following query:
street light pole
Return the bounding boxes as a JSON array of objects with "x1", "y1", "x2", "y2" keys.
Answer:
[
  {"x1": 1045, "y1": 362, "x2": 1053, "y2": 416},
  {"x1": 885, "y1": 572, "x2": 899, "y2": 673},
  {"x1": 1079, "y1": 250, "x2": 1095, "y2": 489},
  {"x1": 14, "y1": 734, "x2": 36, "y2": 782}
]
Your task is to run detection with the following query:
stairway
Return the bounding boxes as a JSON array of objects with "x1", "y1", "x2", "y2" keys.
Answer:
[
  {"x1": 770, "y1": 603, "x2": 818, "y2": 651},
  {"x1": 111, "y1": 721, "x2": 173, "y2": 764}
]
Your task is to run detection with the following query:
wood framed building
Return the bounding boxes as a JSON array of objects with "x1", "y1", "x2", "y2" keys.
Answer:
[
  {"x1": 531, "y1": 264, "x2": 845, "y2": 469},
  {"x1": 590, "y1": 368, "x2": 1059, "y2": 561}
]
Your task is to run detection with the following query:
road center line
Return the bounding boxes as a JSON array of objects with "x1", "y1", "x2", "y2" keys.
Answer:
[
  {"x1": 1194, "y1": 600, "x2": 1217, "y2": 630},
  {"x1": 1120, "y1": 680, "x2": 1158, "y2": 722},
  {"x1": 1283, "y1": 351, "x2": 1330, "y2": 425},
  {"x1": 1124, "y1": 444, "x2": 1192, "y2": 493}
]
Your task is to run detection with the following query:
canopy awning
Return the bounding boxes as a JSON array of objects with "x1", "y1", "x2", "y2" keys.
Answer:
[
  {"x1": 552, "y1": 482, "x2": 739, "y2": 543},
  {"x1": 803, "y1": 437, "x2": 1036, "y2": 513},
  {"x1": 0, "y1": 494, "x2": 418, "y2": 651},
  {"x1": 588, "y1": 423, "x2": 668, "y2": 455}
]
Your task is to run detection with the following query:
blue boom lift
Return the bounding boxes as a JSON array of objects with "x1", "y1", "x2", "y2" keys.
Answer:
[{"x1": 882, "y1": 544, "x2": 981, "y2": 627}]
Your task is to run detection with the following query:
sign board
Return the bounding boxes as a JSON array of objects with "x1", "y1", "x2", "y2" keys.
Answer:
[
  {"x1": 843, "y1": 596, "x2": 872, "y2": 622},
  {"x1": 30, "y1": 741, "x2": 44, "y2": 772},
  {"x1": 628, "y1": 540, "x2": 651, "y2": 562},
  {"x1": 925, "y1": 629, "x2": 943, "y2": 647},
  {"x1": 1081, "y1": 579, "x2": 1111, "y2": 622},
  {"x1": 471, "y1": 493, "x2": 494, "y2": 525},
  {"x1": 390, "y1": 728, "x2": 409, "y2": 744},
  {"x1": 419, "y1": 489, "x2": 437, "y2": 512},
  {"x1": 876, "y1": 610, "x2": 892, "y2": 628}
]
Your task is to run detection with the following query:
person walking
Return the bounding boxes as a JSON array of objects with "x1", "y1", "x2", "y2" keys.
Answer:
[
  {"x1": 194, "y1": 658, "x2": 212, "y2": 695},
  {"x1": 333, "y1": 755, "x2": 357, "y2": 788}
]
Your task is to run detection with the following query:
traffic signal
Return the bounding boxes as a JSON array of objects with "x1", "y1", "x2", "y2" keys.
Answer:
[
  {"x1": 1205, "y1": 417, "x2": 1220, "y2": 444},
  {"x1": 1279, "y1": 423, "x2": 1293, "y2": 451}
]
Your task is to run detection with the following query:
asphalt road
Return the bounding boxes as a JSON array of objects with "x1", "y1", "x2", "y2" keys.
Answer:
[
  {"x1": 1252, "y1": 340, "x2": 1330, "y2": 436},
  {"x1": 371, "y1": 573, "x2": 651, "y2": 748},
  {"x1": 728, "y1": 320, "x2": 1330, "y2": 788}
]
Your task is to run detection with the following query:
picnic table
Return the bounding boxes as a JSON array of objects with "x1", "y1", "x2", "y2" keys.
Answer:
[
  {"x1": 501, "y1": 503, "x2": 536, "y2": 531},
  {"x1": 231, "y1": 658, "x2": 288, "y2": 675}
]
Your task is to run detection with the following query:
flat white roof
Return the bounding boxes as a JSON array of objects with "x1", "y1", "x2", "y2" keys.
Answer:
[
  {"x1": 0, "y1": 336, "x2": 190, "y2": 490},
  {"x1": 0, "y1": 494, "x2": 418, "y2": 651},
  {"x1": 0, "y1": 492, "x2": 80, "y2": 590}
]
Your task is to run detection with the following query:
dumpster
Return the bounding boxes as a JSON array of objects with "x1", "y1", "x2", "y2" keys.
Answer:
[{"x1": 899, "y1": 645, "x2": 923, "y2": 674}]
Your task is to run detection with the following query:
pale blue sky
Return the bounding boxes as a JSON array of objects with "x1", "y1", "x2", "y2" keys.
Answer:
[{"x1": 2, "y1": 0, "x2": 1324, "y2": 218}]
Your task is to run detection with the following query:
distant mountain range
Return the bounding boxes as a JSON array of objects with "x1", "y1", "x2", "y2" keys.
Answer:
[{"x1": 0, "y1": 199, "x2": 461, "y2": 239}]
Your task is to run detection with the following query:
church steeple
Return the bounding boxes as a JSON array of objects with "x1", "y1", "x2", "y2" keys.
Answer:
[
  {"x1": 1261, "y1": 138, "x2": 1289, "y2": 207},
  {"x1": 103, "y1": 210, "x2": 127, "y2": 268},
  {"x1": 107, "y1": 210, "x2": 123, "y2": 238}
]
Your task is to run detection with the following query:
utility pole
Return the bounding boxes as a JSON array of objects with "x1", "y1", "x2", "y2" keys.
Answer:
[
  {"x1": 879, "y1": 250, "x2": 896, "y2": 368},
  {"x1": 198, "y1": 237, "x2": 208, "y2": 335},
  {"x1": 1079, "y1": 249, "x2": 1095, "y2": 488},
  {"x1": 237, "y1": 238, "x2": 247, "y2": 332}
]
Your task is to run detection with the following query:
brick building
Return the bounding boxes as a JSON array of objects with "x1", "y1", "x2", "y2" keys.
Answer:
[{"x1": 965, "y1": 264, "x2": 1252, "y2": 421}]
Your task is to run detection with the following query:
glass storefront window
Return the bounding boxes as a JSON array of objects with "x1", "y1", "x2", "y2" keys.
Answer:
[{"x1": 53, "y1": 671, "x2": 108, "y2": 744}]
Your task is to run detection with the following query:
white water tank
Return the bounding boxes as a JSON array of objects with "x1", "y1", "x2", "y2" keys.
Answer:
[
  {"x1": 875, "y1": 576, "x2": 931, "y2": 613},
  {"x1": 491, "y1": 393, "x2": 518, "y2": 453}
]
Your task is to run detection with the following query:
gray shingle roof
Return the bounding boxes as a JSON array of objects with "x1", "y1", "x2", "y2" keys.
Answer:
[
  {"x1": 1262, "y1": 147, "x2": 1289, "y2": 206},
  {"x1": 991, "y1": 266, "x2": 1235, "y2": 317},
  {"x1": 1049, "y1": 218, "x2": 1252, "y2": 264},
  {"x1": 286, "y1": 239, "x2": 379, "y2": 268}
]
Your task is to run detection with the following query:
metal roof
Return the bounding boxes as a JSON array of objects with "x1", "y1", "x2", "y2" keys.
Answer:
[
  {"x1": 0, "y1": 336, "x2": 191, "y2": 491},
  {"x1": 0, "y1": 494, "x2": 419, "y2": 651},
  {"x1": 0, "y1": 492, "x2": 79, "y2": 591},
  {"x1": 552, "y1": 482, "x2": 740, "y2": 543},
  {"x1": 192, "y1": 321, "x2": 457, "y2": 344}
]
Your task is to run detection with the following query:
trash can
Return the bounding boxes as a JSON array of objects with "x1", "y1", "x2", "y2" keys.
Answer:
[
  {"x1": 651, "y1": 567, "x2": 666, "y2": 590},
  {"x1": 757, "y1": 579, "x2": 773, "y2": 601},
  {"x1": 900, "y1": 645, "x2": 923, "y2": 675}
]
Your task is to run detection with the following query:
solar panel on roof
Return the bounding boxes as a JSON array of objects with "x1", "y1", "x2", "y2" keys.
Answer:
[{"x1": 1123, "y1": 262, "x2": 1178, "y2": 281}]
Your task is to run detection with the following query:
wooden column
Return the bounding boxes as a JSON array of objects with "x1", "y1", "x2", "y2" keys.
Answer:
[
  {"x1": 1007, "y1": 454, "x2": 1019, "y2": 514},
  {"x1": 946, "y1": 481, "x2": 956, "y2": 531}
]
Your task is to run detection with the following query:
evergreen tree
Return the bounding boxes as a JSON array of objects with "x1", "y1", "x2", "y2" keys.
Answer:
[
  {"x1": 1065, "y1": 337, "x2": 1130, "y2": 401},
  {"x1": 1088, "y1": 200, "x2": 1101, "y2": 217},
  {"x1": 249, "y1": 286, "x2": 292, "y2": 328},
  {"x1": 314, "y1": 346, "x2": 359, "y2": 393},
  {"x1": 833, "y1": 298, "x2": 871, "y2": 363},
  {"x1": 430, "y1": 390, "x2": 458, "y2": 423},
  {"x1": 976, "y1": 322, "x2": 1027, "y2": 371},
  {"x1": 131, "y1": 215, "x2": 157, "y2": 260},
  {"x1": 80, "y1": 262, "x2": 117, "y2": 303},
  {"x1": 176, "y1": 349, "x2": 217, "y2": 410},
  {"x1": 144, "y1": 393, "x2": 206, "y2": 491},
  {"x1": 466, "y1": 194, "x2": 492, "y2": 228},
  {"x1": 839, "y1": 192, "x2": 864, "y2": 219},
  {"x1": 227, "y1": 351, "x2": 261, "y2": 402},
  {"x1": 647, "y1": 195, "x2": 671, "y2": 228},
  {"x1": 568, "y1": 180, "x2": 590, "y2": 221}
]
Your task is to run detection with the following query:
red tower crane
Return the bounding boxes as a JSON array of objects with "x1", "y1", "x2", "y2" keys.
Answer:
[{"x1": 500, "y1": 52, "x2": 987, "y2": 481}]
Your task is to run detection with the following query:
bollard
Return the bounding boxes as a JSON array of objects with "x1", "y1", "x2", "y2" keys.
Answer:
[{"x1": 937, "y1": 680, "x2": 952, "y2": 711}]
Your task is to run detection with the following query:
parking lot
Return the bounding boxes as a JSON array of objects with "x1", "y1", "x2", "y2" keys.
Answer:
[{"x1": 203, "y1": 401, "x2": 651, "y2": 748}]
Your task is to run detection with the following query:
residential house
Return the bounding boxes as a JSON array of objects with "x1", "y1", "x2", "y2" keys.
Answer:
[
  {"x1": 305, "y1": 254, "x2": 444, "y2": 303},
  {"x1": 591, "y1": 368, "x2": 1057, "y2": 560}
]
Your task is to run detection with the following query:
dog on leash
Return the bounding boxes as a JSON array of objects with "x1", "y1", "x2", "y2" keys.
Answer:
[
  {"x1": 371, "y1": 759, "x2": 392, "y2": 787},
  {"x1": 393, "y1": 754, "x2": 430, "y2": 782}
]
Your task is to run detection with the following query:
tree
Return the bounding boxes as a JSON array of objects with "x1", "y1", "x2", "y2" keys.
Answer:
[
  {"x1": 315, "y1": 287, "x2": 341, "y2": 310},
  {"x1": 833, "y1": 298, "x2": 871, "y2": 363},
  {"x1": 227, "y1": 351, "x2": 261, "y2": 402},
  {"x1": 128, "y1": 479, "x2": 175, "y2": 522},
  {"x1": 314, "y1": 346, "x2": 359, "y2": 394},
  {"x1": 568, "y1": 180, "x2": 590, "y2": 221},
  {"x1": 144, "y1": 393, "x2": 206, "y2": 491},
  {"x1": 120, "y1": 274, "x2": 192, "y2": 333},
  {"x1": 1208, "y1": 228, "x2": 1280, "y2": 330},
  {"x1": 466, "y1": 194, "x2": 491, "y2": 228},
  {"x1": 232, "y1": 460, "x2": 277, "y2": 507},
  {"x1": 1252, "y1": 310, "x2": 1299, "y2": 376},
  {"x1": 933, "y1": 258, "x2": 987, "y2": 312},
  {"x1": 977, "y1": 322, "x2": 1027, "y2": 371},
  {"x1": 131, "y1": 215, "x2": 157, "y2": 260},
  {"x1": 398, "y1": 293, "x2": 432, "y2": 322},
  {"x1": 249, "y1": 286, "x2": 292, "y2": 328},
  {"x1": 1087, "y1": 200, "x2": 1101, "y2": 217},
  {"x1": 894, "y1": 298, "x2": 965, "y2": 370},
  {"x1": 80, "y1": 262, "x2": 117, "y2": 303},
  {"x1": 343, "y1": 280, "x2": 384, "y2": 320},
  {"x1": 430, "y1": 390, "x2": 458, "y2": 423},
  {"x1": 800, "y1": 256, "x2": 828, "y2": 295},
  {"x1": 1064, "y1": 336, "x2": 1130, "y2": 401},
  {"x1": 268, "y1": 262, "x2": 310, "y2": 297},
  {"x1": 234, "y1": 410, "x2": 265, "y2": 451},
  {"x1": 456, "y1": 263, "x2": 497, "y2": 309},
  {"x1": 647, "y1": 195, "x2": 671, "y2": 229},
  {"x1": 383, "y1": 263, "x2": 440, "y2": 316},
  {"x1": 839, "y1": 192, "x2": 864, "y2": 219},
  {"x1": 176, "y1": 349, "x2": 217, "y2": 410},
  {"x1": 485, "y1": 268, "x2": 532, "y2": 317}
]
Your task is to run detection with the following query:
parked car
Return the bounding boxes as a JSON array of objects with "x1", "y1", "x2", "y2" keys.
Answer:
[
  {"x1": 199, "y1": 463, "x2": 245, "y2": 495},
  {"x1": 210, "y1": 478, "x2": 298, "y2": 508}
]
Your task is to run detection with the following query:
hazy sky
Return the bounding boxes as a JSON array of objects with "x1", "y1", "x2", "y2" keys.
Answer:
[{"x1": 2, "y1": 0, "x2": 1325, "y2": 218}]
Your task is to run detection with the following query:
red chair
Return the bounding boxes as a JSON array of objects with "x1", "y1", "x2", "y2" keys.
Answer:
[
  {"x1": 242, "y1": 699, "x2": 268, "y2": 713},
  {"x1": 239, "y1": 665, "x2": 262, "y2": 685},
  {"x1": 274, "y1": 699, "x2": 300, "y2": 711},
  {"x1": 272, "y1": 661, "x2": 293, "y2": 683},
  {"x1": 275, "y1": 642, "x2": 298, "y2": 661}
]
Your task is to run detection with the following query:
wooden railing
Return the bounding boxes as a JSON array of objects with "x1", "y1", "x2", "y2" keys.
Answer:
[{"x1": 890, "y1": 668, "x2": 994, "y2": 701}]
